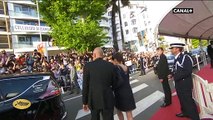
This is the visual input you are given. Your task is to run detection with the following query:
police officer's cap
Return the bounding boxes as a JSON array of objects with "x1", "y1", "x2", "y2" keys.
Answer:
[{"x1": 169, "y1": 43, "x2": 185, "y2": 49}]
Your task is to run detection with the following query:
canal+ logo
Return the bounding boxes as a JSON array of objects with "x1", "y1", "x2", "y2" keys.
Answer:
[{"x1": 172, "y1": 8, "x2": 193, "y2": 14}]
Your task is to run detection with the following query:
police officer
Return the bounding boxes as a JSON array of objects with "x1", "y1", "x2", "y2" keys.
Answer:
[{"x1": 169, "y1": 43, "x2": 200, "y2": 120}]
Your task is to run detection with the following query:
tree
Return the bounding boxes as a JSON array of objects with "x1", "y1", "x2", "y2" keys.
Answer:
[
  {"x1": 37, "y1": 0, "x2": 108, "y2": 53},
  {"x1": 108, "y1": 0, "x2": 129, "y2": 52},
  {"x1": 191, "y1": 39, "x2": 208, "y2": 49}
]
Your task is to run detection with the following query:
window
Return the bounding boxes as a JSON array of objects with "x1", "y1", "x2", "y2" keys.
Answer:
[
  {"x1": 130, "y1": 11, "x2": 135, "y2": 18},
  {"x1": 133, "y1": 27, "x2": 138, "y2": 33},
  {"x1": 125, "y1": 30, "x2": 129, "y2": 35},
  {"x1": 124, "y1": 22, "x2": 128, "y2": 27},
  {"x1": 144, "y1": 21, "x2": 147, "y2": 26},
  {"x1": 131, "y1": 19, "x2": 136, "y2": 25},
  {"x1": 0, "y1": 77, "x2": 43, "y2": 100},
  {"x1": 18, "y1": 36, "x2": 32, "y2": 44},
  {"x1": 108, "y1": 11, "x2": 112, "y2": 16},
  {"x1": 123, "y1": 14, "x2": 126, "y2": 18}
]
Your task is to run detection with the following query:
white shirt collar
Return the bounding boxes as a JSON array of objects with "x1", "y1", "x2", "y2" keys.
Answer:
[{"x1": 175, "y1": 52, "x2": 181, "y2": 59}]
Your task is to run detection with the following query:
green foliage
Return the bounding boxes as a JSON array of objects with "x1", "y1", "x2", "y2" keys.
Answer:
[
  {"x1": 158, "y1": 36, "x2": 165, "y2": 41},
  {"x1": 37, "y1": 0, "x2": 108, "y2": 53},
  {"x1": 191, "y1": 39, "x2": 208, "y2": 49}
]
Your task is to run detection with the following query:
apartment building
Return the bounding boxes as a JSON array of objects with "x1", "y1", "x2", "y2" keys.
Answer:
[
  {"x1": 107, "y1": 1, "x2": 154, "y2": 52},
  {"x1": 0, "y1": 0, "x2": 53, "y2": 54}
]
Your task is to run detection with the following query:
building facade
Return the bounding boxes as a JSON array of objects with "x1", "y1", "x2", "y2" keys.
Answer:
[
  {"x1": 0, "y1": 0, "x2": 53, "y2": 54},
  {"x1": 107, "y1": 1, "x2": 154, "y2": 52},
  {"x1": 0, "y1": 0, "x2": 113, "y2": 54}
]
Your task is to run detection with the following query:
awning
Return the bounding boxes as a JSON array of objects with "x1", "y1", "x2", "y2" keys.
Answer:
[{"x1": 158, "y1": 0, "x2": 213, "y2": 40}]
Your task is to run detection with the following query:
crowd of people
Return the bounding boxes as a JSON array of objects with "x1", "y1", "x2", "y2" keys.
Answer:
[{"x1": 0, "y1": 48, "x2": 157, "y2": 93}]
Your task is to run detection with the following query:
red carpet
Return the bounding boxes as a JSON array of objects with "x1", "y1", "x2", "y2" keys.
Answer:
[
  {"x1": 150, "y1": 95, "x2": 190, "y2": 120},
  {"x1": 150, "y1": 64, "x2": 213, "y2": 120},
  {"x1": 196, "y1": 64, "x2": 213, "y2": 83}
]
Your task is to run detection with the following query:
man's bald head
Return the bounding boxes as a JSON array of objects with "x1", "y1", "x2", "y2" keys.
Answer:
[{"x1": 93, "y1": 47, "x2": 104, "y2": 60}]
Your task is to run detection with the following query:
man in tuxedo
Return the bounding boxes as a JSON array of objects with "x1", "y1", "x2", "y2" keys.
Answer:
[
  {"x1": 156, "y1": 47, "x2": 172, "y2": 107},
  {"x1": 207, "y1": 41, "x2": 213, "y2": 68},
  {"x1": 170, "y1": 43, "x2": 200, "y2": 120},
  {"x1": 82, "y1": 47, "x2": 118, "y2": 120}
]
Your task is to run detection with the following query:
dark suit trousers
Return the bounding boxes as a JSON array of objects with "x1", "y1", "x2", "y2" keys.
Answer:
[
  {"x1": 176, "y1": 89, "x2": 200, "y2": 120},
  {"x1": 91, "y1": 109, "x2": 114, "y2": 120},
  {"x1": 211, "y1": 58, "x2": 213, "y2": 68},
  {"x1": 161, "y1": 78, "x2": 171, "y2": 104}
]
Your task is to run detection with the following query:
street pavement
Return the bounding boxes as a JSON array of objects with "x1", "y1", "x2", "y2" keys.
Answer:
[{"x1": 62, "y1": 70, "x2": 175, "y2": 120}]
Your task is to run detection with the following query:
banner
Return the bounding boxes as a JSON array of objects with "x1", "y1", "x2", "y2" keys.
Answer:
[{"x1": 14, "y1": 24, "x2": 50, "y2": 32}]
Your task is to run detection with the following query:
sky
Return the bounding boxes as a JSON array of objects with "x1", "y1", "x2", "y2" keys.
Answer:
[{"x1": 144, "y1": 1, "x2": 182, "y2": 30}]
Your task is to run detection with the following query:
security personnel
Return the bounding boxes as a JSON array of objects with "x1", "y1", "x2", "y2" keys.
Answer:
[
  {"x1": 169, "y1": 43, "x2": 200, "y2": 120},
  {"x1": 156, "y1": 47, "x2": 172, "y2": 107}
]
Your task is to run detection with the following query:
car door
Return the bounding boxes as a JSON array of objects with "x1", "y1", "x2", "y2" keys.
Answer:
[{"x1": 0, "y1": 90, "x2": 4, "y2": 108}]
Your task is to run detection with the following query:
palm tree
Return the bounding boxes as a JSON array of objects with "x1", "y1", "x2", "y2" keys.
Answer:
[{"x1": 108, "y1": 0, "x2": 129, "y2": 52}]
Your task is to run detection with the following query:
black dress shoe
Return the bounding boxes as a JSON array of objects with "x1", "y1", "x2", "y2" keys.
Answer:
[
  {"x1": 160, "y1": 103, "x2": 171, "y2": 107},
  {"x1": 176, "y1": 113, "x2": 188, "y2": 117}
]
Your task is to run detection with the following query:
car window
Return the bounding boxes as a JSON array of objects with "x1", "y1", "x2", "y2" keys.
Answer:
[
  {"x1": 0, "y1": 76, "x2": 43, "y2": 100},
  {"x1": 167, "y1": 55, "x2": 175, "y2": 60}
]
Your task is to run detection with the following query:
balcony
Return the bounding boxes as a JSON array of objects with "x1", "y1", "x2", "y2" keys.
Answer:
[
  {"x1": 100, "y1": 21, "x2": 110, "y2": 28},
  {"x1": 13, "y1": 42, "x2": 33, "y2": 49},
  {"x1": 9, "y1": 11, "x2": 38, "y2": 19},
  {"x1": 12, "y1": 24, "x2": 51, "y2": 33}
]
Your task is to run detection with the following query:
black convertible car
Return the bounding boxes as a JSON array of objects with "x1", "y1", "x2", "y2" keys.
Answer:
[{"x1": 0, "y1": 73, "x2": 67, "y2": 120}]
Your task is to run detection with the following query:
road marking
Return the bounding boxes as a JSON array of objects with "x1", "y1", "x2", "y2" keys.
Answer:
[
  {"x1": 114, "y1": 91, "x2": 164, "y2": 120},
  {"x1": 132, "y1": 83, "x2": 148, "y2": 93},
  {"x1": 75, "y1": 109, "x2": 91, "y2": 120},
  {"x1": 130, "y1": 79, "x2": 139, "y2": 85},
  {"x1": 64, "y1": 79, "x2": 140, "y2": 102},
  {"x1": 64, "y1": 95, "x2": 82, "y2": 102},
  {"x1": 75, "y1": 83, "x2": 148, "y2": 120}
]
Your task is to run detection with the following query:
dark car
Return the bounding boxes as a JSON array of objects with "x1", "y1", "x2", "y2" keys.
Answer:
[
  {"x1": 166, "y1": 54, "x2": 175, "y2": 73},
  {"x1": 0, "y1": 73, "x2": 67, "y2": 120}
]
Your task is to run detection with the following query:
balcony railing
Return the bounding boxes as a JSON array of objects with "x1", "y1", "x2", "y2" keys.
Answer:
[
  {"x1": 12, "y1": 41, "x2": 57, "y2": 49},
  {"x1": 13, "y1": 42, "x2": 33, "y2": 49},
  {"x1": 9, "y1": 10, "x2": 38, "y2": 18}
]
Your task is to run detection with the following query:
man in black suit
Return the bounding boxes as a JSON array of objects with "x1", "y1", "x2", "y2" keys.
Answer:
[
  {"x1": 82, "y1": 47, "x2": 117, "y2": 120},
  {"x1": 156, "y1": 47, "x2": 172, "y2": 107},
  {"x1": 169, "y1": 43, "x2": 200, "y2": 120},
  {"x1": 207, "y1": 41, "x2": 213, "y2": 68}
]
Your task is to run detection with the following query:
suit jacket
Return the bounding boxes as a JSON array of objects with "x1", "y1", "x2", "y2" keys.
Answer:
[
  {"x1": 82, "y1": 58, "x2": 118, "y2": 110},
  {"x1": 207, "y1": 45, "x2": 213, "y2": 59},
  {"x1": 173, "y1": 53, "x2": 193, "y2": 90},
  {"x1": 156, "y1": 54, "x2": 169, "y2": 79}
]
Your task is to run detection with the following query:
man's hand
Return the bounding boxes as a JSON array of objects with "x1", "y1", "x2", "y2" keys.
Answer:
[
  {"x1": 83, "y1": 104, "x2": 89, "y2": 112},
  {"x1": 168, "y1": 74, "x2": 173, "y2": 80},
  {"x1": 159, "y1": 79, "x2": 163, "y2": 83}
]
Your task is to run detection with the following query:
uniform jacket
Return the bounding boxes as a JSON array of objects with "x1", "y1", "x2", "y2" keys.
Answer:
[
  {"x1": 173, "y1": 53, "x2": 194, "y2": 90},
  {"x1": 156, "y1": 54, "x2": 169, "y2": 79},
  {"x1": 82, "y1": 58, "x2": 118, "y2": 110}
]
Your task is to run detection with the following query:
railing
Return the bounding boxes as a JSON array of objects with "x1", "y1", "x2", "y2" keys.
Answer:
[
  {"x1": 9, "y1": 10, "x2": 38, "y2": 18},
  {"x1": 193, "y1": 51, "x2": 208, "y2": 70},
  {"x1": 192, "y1": 73, "x2": 213, "y2": 119},
  {"x1": 0, "y1": 9, "x2": 4, "y2": 14},
  {"x1": 13, "y1": 42, "x2": 33, "y2": 49}
]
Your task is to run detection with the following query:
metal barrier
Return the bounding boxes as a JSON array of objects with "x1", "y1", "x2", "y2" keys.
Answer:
[{"x1": 192, "y1": 73, "x2": 213, "y2": 119}]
